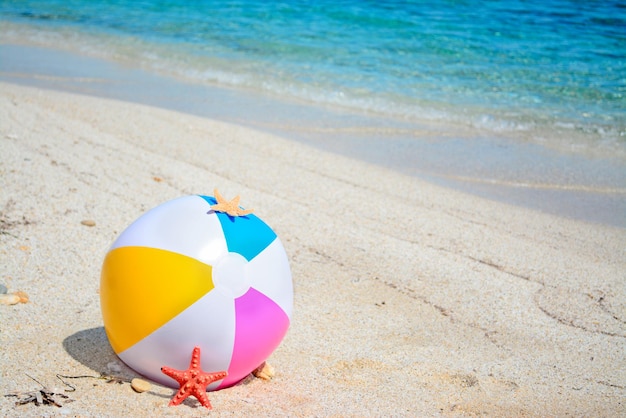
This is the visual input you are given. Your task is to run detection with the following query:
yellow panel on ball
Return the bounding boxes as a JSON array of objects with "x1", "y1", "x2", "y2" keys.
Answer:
[{"x1": 101, "y1": 246, "x2": 214, "y2": 353}]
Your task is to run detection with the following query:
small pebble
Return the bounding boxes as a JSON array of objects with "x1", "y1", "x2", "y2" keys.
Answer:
[
  {"x1": 81, "y1": 220, "x2": 96, "y2": 227},
  {"x1": 131, "y1": 378, "x2": 151, "y2": 393},
  {"x1": 0, "y1": 294, "x2": 20, "y2": 305},
  {"x1": 0, "y1": 284, "x2": 7, "y2": 294}
]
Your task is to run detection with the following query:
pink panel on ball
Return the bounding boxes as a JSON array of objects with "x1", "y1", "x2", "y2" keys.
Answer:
[{"x1": 217, "y1": 287, "x2": 290, "y2": 388}]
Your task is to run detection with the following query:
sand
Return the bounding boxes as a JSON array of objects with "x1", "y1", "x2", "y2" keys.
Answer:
[{"x1": 1, "y1": 82, "x2": 624, "y2": 417}]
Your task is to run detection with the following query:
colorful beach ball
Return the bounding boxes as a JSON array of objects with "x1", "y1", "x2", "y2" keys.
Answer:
[{"x1": 100, "y1": 193, "x2": 293, "y2": 390}]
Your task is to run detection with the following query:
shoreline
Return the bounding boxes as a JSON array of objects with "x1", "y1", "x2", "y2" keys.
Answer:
[
  {"x1": 1, "y1": 82, "x2": 625, "y2": 416},
  {"x1": 1, "y1": 41, "x2": 625, "y2": 228}
]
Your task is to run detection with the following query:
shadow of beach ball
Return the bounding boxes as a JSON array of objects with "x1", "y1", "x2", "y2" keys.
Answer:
[{"x1": 100, "y1": 194, "x2": 293, "y2": 390}]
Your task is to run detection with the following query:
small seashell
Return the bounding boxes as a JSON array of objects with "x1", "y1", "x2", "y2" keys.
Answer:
[
  {"x1": 252, "y1": 361, "x2": 275, "y2": 381},
  {"x1": 131, "y1": 378, "x2": 151, "y2": 393},
  {"x1": 0, "y1": 284, "x2": 7, "y2": 294},
  {"x1": 81, "y1": 220, "x2": 96, "y2": 227},
  {"x1": 0, "y1": 293, "x2": 20, "y2": 305},
  {"x1": 14, "y1": 290, "x2": 29, "y2": 303}
]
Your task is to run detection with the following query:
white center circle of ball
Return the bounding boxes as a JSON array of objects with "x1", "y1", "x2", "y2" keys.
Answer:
[{"x1": 212, "y1": 252, "x2": 250, "y2": 298}]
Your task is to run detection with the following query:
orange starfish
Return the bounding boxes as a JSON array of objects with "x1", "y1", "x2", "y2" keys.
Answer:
[
  {"x1": 161, "y1": 346, "x2": 227, "y2": 409},
  {"x1": 210, "y1": 188, "x2": 254, "y2": 217}
]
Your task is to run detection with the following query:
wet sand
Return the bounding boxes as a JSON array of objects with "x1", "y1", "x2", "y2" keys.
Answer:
[{"x1": 1, "y1": 43, "x2": 625, "y2": 228}]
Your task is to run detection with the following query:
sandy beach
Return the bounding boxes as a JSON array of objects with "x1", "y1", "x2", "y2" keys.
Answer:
[{"x1": 1, "y1": 82, "x2": 625, "y2": 416}]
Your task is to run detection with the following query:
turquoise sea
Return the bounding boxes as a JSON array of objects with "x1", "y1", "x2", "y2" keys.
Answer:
[{"x1": 1, "y1": 0, "x2": 625, "y2": 225}]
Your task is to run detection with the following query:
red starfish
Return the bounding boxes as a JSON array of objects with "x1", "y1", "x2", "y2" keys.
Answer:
[{"x1": 161, "y1": 346, "x2": 228, "y2": 409}]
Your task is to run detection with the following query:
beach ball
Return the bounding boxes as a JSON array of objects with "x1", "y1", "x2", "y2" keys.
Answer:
[{"x1": 100, "y1": 193, "x2": 293, "y2": 390}]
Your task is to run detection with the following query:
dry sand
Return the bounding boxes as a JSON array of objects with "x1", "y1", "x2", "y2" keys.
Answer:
[{"x1": 1, "y1": 82, "x2": 624, "y2": 417}]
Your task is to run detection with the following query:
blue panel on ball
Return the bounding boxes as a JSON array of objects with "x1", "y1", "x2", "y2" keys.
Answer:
[{"x1": 199, "y1": 195, "x2": 276, "y2": 261}]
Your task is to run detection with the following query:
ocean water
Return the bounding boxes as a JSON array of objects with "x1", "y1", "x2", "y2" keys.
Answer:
[
  {"x1": 2, "y1": 0, "x2": 625, "y2": 148},
  {"x1": 1, "y1": 0, "x2": 625, "y2": 225}
]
